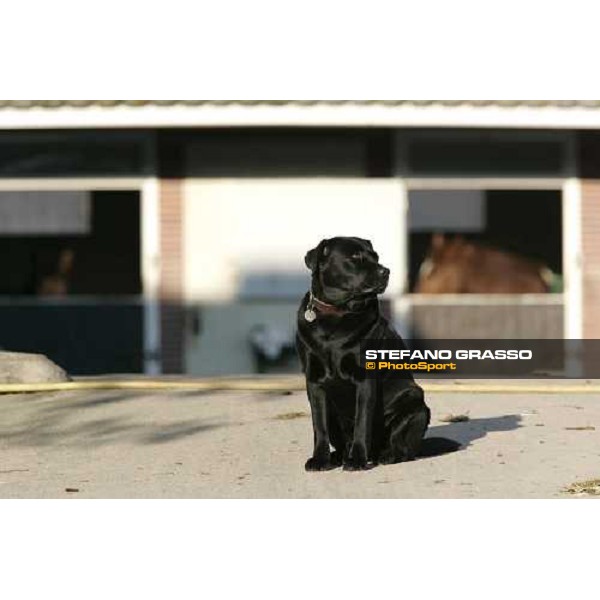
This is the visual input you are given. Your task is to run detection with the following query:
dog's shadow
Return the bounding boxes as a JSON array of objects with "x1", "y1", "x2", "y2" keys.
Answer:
[{"x1": 426, "y1": 414, "x2": 522, "y2": 451}]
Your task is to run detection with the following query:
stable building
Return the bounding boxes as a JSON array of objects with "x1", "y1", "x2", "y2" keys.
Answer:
[{"x1": 0, "y1": 100, "x2": 597, "y2": 375}]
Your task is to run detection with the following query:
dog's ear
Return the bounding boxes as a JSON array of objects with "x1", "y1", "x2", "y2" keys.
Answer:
[
  {"x1": 350, "y1": 237, "x2": 373, "y2": 250},
  {"x1": 305, "y1": 239, "x2": 329, "y2": 272}
]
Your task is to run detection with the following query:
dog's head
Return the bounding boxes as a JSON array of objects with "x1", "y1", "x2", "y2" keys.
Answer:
[{"x1": 304, "y1": 237, "x2": 390, "y2": 305}]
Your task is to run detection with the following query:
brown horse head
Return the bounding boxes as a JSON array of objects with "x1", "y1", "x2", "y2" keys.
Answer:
[{"x1": 415, "y1": 234, "x2": 550, "y2": 294}]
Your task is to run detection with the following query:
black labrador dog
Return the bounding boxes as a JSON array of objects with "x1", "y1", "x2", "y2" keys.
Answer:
[{"x1": 296, "y1": 237, "x2": 459, "y2": 471}]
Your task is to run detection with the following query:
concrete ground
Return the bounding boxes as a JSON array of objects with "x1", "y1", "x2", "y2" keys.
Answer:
[{"x1": 1, "y1": 382, "x2": 599, "y2": 498}]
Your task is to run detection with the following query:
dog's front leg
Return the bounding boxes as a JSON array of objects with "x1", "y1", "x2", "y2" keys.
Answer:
[
  {"x1": 305, "y1": 382, "x2": 336, "y2": 471},
  {"x1": 344, "y1": 380, "x2": 374, "y2": 471}
]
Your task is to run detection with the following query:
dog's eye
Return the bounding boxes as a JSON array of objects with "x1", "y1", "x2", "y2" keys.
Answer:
[{"x1": 351, "y1": 253, "x2": 362, "y2": 261}]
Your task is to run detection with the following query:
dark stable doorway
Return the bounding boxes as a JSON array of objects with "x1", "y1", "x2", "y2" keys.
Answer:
[
  {"x1": 408, "y1": 189, "x2": 562, "y2": 292},
  {"x1": 0, "y1": 191, "x2": 144, "y2": 374}
]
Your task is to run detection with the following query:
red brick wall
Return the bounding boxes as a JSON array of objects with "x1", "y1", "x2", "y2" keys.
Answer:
[
  {"x1": 158, "y1": 134, "x2": 185, "y2": 373},
  {"x1": 579, "y1": 133, "x2": 600, "y2": 338}
]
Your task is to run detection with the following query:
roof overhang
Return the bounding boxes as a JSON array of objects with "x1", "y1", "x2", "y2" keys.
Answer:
[{"x1": 2, "y1": 102, "x2": 600, "y2": 130}]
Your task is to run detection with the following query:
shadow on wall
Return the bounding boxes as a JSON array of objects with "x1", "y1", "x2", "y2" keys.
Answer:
[
  {"x1": 0, "y1": 296, "x2": 303, "y2": 377},
  {"x1": 181, "y1": 269, "x2": 308, "y2": 376},
  {"x1": 0, "y1": 267, "x2": 393, "y2": 377},
  {"x1": 185, "y1": 301, "x2": 301, "y2": 377},
  {"x1": 185, "y1": 269, "x2": 397, "y2": 377}
]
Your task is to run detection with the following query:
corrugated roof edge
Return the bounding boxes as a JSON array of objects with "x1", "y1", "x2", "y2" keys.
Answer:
[{"x1": 0, "y1": 100, "x2": 599, "y2": 110}]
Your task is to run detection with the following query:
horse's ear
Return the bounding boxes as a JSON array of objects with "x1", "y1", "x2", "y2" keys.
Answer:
[
  {"x1": 461, "y1": 238, "x2": 476, "y2": 257},
  {"x1": 431, "y1": 233, "x2": 445, "y2": 252},
  {"x1": 305, "y1": 239, "x2": 328, "y2": 272}
]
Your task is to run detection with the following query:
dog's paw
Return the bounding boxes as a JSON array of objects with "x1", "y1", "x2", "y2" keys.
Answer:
[
  {"x1": 342, "y1": 457, "x2": 370, "y2": 471},
  {"x1": 329, "y1": 451, "x2": 344, "y2": 466},
  {"x1": 378, "y1": 449, "x2": 395, "y2": 465},
  {"x1": 343, "y1": 445, "x2": 370, "y2": 471},
  {"x1": 305, "y1": 456, "x2": 338, "y2": 472},
  {"x1": 377, "y1": 448, "x2": 415, "y2": 465}
]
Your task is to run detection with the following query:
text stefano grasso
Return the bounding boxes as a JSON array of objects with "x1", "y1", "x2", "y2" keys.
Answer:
[{"x1": 364, "y1": 349, "x2": 533, "y2": 361}]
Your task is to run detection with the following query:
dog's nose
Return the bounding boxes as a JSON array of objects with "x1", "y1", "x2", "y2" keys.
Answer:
[{"x1": 378, "y1": 266, "x2": 390, "y2": 277}]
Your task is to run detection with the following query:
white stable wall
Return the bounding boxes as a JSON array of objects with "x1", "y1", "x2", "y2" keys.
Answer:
[
  {"x1": 184, "y1": 179, "x2": 405, "y2": 301},
  {"x1": 183, "y1": 179, "x2": 406, "y2": 375}
]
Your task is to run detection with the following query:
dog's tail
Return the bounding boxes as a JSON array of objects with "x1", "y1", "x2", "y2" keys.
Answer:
[{"x1": 418, "y1": 437, "x2": 462, "y2": 457}]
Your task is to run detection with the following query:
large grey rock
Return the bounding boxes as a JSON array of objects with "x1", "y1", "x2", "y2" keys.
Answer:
[{"x1": 0, "y1": 352, "x2": 70, "y2": 384}]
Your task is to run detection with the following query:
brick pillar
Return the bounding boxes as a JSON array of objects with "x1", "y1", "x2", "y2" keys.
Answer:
[
  {"x1": 158, "y1": 133, "x2": 186, "y2": 373},
  {"x1": 582, "y1": 185, "x2": 600, "y2": 338},
  {"x1": 579, "y1": 133, "x2": 600, "y2": 339}
]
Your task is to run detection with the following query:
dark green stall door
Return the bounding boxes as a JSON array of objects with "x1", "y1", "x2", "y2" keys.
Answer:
[{"x1": 0, "y1": 303, "x2": 143, "y2": 374}]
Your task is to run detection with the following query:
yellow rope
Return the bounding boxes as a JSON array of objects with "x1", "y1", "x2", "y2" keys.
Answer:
[
  {"x1": 423, "y1": 384, "x2": 600, "y2": 394},
  {"x1": 0, "y1": 378, "x2": 599, "y2": 394}
]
